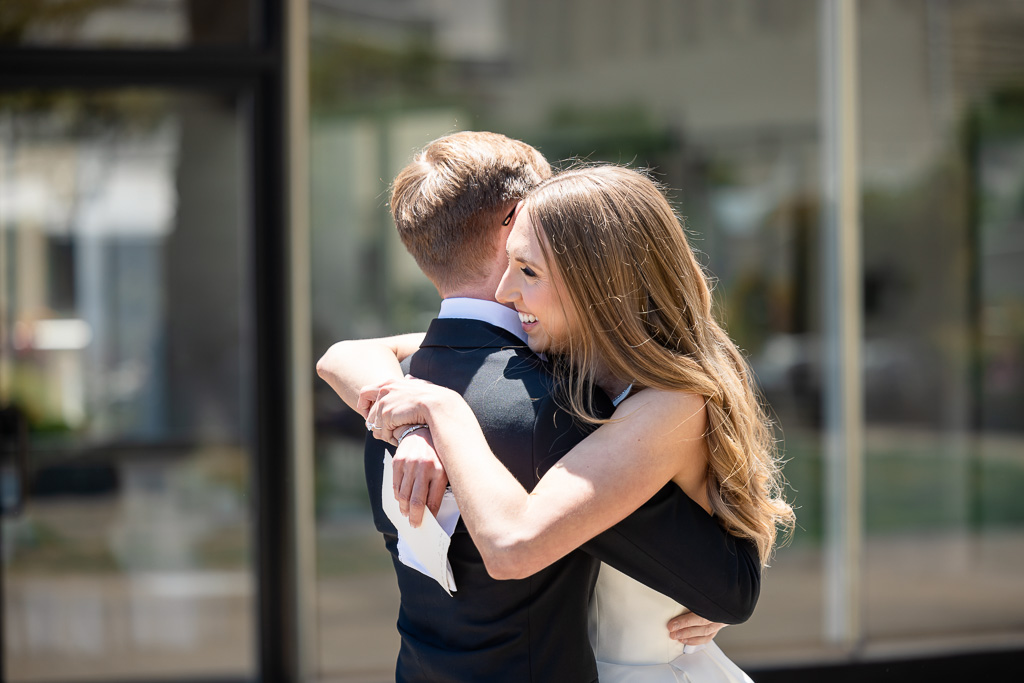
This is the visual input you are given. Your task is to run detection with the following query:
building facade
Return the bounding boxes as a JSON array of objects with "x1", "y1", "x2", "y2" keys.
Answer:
[{"x1": 0, "y1": 1, "x2": 1022, "y2": 681}]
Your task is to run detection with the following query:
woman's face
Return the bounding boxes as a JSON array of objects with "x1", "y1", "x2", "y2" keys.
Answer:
[{"x1": 496, "y1": 210, "x2": 576, "y2": 354}]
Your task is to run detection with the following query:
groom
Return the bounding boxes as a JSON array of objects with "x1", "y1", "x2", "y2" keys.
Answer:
[{"x1": 318, "y1": 131, "x2": 761, "y2": 682}]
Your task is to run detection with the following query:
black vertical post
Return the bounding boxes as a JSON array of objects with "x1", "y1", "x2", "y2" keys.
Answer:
[
  {"x1": 252, "y1": 1, "x2": 295, "y2": 681},
  {"x1": 0, "y1": 4, "x2": 295, "y2": 682}
]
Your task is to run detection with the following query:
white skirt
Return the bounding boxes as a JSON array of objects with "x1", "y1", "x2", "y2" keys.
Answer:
[
  {"x1": 596, "y1": 642, "x2": 753, "y2": 683},
  {"x1": 589, "y1": 564, "x2": 753, "y2": 683}
]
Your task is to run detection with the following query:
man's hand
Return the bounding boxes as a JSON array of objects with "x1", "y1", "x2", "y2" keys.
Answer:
[
  {"x1": 667, "y1": 611, "x2": 726, "y2": 646},
  {"x1": 392, "y1": 428, "x2": 447, "y2": 528}
]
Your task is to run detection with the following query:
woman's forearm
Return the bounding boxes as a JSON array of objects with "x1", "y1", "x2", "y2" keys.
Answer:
[
  {"x1": 316, "y1": 334, "x2": 424, "y2": 415},
  {"x1": 369, "y1": 381, "x2": 706, "y2": 581},
  {"x1": 366, "y1": 383, "x2": 548, "y2": 575},
  {"x1": 421, "y1": 395, "x2": 539, "y2": 578},
  {"x1": 418, "y1": 388, "x2": 707, "y2": 580}
]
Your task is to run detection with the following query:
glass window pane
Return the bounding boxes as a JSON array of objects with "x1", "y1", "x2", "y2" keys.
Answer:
[
  {"x1": 0, "y1": 0, "x2": 254, "y2": 48},
  {"x1": 310, "y1": 0, "x2": 825, "y2": 676},
  {"x1": 0, "y1": 88, "x2": 255, "y2": 681},
  {"x1": 859, "y1": 0, "x2": 1024, "y2": 643}
]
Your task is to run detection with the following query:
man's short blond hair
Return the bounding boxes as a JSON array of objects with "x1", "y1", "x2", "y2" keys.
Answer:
[{"x1": 390, "y1": 131, "x2": 551, "y2": 292}]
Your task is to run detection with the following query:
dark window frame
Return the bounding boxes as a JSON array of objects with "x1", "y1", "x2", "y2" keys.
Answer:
[{"x1": 0, "y1": 2, "x2": 294, "y2": 681}]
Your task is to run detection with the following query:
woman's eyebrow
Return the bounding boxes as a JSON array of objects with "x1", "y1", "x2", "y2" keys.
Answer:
[{"x1": 507, "y1": 246, "x2": 540, "y2": 269}]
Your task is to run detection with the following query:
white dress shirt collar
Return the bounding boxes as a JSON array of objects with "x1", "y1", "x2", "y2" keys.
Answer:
[{"x1": 438, "y1": 297, "x2": 528, "y2": 344}]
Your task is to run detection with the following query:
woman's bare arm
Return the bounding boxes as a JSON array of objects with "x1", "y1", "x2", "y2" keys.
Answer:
[
  {"x1": 316, "y1": 333, "x2": 424, "y2": 416},
  {"x1": 316, "y1": 333, "x2": 452, "y2": 521},
  {"x1": 366, "y1": 379, "x2": 709, "y2": 579}
]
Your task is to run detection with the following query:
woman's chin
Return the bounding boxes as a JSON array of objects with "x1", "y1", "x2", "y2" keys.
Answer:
[{"x1": 526, "y1": 337, "x2": 548, "y2": 355}]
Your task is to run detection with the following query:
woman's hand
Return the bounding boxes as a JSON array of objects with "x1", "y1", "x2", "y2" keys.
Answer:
[
  {"x1": 356, "y1": 384, "x2": 386, "y2": 422},
  {"x1": 392, "y1": 428, "x2": 448, "y2": 528},
  {"x1": 316, "y1": 333, "x2": 424, "y2": 415},
  {"x1": 362, "y1": 377, "x2": 461, "y2": 445},
  {"x1": 361, "y1": 376, "x2": 465, "y2": 527}
]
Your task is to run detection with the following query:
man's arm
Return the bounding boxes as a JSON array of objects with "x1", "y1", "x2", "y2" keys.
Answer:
[{"x1": 580, "y1": 486, "x2": 761, "y2": 624}]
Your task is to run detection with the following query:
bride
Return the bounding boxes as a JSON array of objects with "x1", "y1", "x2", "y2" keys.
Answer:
[{"x1": 344, "y1": 165, "x2": 793, "y2": 681}]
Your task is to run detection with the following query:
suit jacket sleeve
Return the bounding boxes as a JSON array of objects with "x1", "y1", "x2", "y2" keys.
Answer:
[
  {"x1": 532, "y1": 393, "x2": 761, "y2": 625},
  {"x1": 581, "y1": 485, "x2": 761, "y2": 624}
]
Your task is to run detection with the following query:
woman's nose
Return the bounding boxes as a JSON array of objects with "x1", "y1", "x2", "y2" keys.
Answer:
[{"x1": 495, "y1": 267, "x2": 516, "y2": 304}]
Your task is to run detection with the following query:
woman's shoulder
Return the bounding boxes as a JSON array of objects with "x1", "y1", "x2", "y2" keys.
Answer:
[
  {"x1": 616, "y1": 385, "x2": 706, "y2": 409},
  {"x1": 612, "y1": 387, "x2": 708, "y2": 438}
]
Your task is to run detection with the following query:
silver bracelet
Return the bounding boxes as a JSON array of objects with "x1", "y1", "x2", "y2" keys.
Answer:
[{"x1": 397, "y1": 424, "x2": 428, "y2": 445}]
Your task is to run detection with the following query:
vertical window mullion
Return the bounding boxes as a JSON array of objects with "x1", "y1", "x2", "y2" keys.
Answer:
[{"x1": 819, "y1": 0, "x2": 865, "y2": 650}]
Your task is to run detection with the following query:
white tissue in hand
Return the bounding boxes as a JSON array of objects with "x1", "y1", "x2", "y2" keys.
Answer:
[{"x1": 381, "y1": 451, "x2": 460, "y2": 594}]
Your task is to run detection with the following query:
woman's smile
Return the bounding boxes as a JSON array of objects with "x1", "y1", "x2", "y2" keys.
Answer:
[
  {"x1": 496, "y1": 210, "x2": 575, "y2": 354},
  {"x1": 517, "y1": 310, "x2": 539, "y2": 331}
]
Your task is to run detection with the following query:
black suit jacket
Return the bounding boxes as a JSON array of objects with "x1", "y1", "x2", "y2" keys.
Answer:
[{"x1": 364, "y1": 318, "x2": 760, "y2": 683}]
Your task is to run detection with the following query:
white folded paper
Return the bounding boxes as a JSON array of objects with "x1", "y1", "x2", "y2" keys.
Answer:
[{"x1": 381, "y1": 451, "x2": 461, "y2": 595}]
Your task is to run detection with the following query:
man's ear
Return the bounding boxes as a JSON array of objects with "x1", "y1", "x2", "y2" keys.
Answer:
[
  {"x1": 497, "y1": 200, "x2": 524, "y2": 243},
  {"x1": 500, "y1": 199, "x2": 523, "y2": 227},
  {"x1": 510, "y1": 200, "x2": 525, "y2": 224}
]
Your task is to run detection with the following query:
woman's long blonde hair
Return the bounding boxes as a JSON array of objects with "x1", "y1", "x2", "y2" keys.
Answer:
[{"x1": 524, "y1": 164, "x2": 794, "y2": 567}]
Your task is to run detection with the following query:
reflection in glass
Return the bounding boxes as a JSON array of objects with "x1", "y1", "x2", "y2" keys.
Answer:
[
  {"x1": 312, "y1": 1, "x2": 1024, "y2": 675},
  {"x1": 858, "y1": 0, "x2": 1024, "y2": 643},
  {"x1": 0, "y1": 0, "x2": 252, "y2": 48},
  {"x1": 0, "y1": 90, "x2": 254, "y2": 681},
  {"x1": 310, "y1": 0, "x2": 825, "y2": 676}
]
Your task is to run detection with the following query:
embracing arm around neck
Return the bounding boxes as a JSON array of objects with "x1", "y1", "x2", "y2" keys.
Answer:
[
  {"x1": 316, "y1": 333, "x2": 425, "y2": 415},
  {"x1": 369, "y1": 383, "x2": 711, "y2": 580}
]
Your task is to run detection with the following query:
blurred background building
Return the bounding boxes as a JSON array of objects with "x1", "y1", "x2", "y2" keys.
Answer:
[{"x1": 1, "y1": 0, "x2": 1022, "y2": 681}]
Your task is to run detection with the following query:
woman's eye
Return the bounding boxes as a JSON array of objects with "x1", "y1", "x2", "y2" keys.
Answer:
[{"x1": 521, "y1": 266, "x2": 536, "y2": 278}]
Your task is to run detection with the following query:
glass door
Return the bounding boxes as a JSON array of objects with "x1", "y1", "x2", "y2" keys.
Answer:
[{"x1": 0, "y1": 89, "x2": 256, "y2": 682}]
